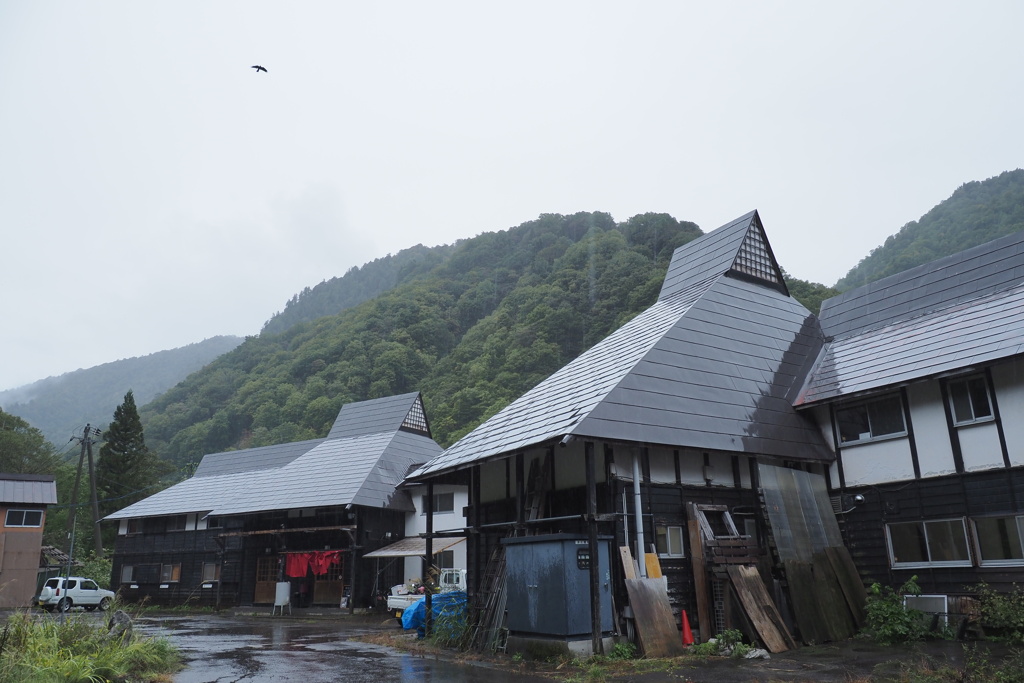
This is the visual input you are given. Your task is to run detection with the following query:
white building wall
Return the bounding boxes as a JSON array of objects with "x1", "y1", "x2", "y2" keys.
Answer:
[
  {"x1": 402, "y1": 484, "x2": 468, "y2": 582},
  {"x1": 959, "y1": 423, "x2": 1005, "y2": 471},
  {"x1": 837, "y1": 437, "x2": 916, "y2": 486},
  {"x1": 993, "y1": 357, "x2": 1024, "y2": 466},
  {"x1": 906, "y1": 382, "x2": 957, "y2": 478}
]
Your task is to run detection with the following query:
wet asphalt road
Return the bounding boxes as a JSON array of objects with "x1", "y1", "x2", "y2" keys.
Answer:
[{"x1": 136, "y1": 613, "x2": 548, "y2": 683}]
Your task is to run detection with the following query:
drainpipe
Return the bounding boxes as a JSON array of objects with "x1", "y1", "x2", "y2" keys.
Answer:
[{"x1": 633, "y1": 451, "x2": 647, "y2": 578}]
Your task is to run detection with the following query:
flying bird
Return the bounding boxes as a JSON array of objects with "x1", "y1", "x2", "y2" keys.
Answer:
[{"x1": 251, "y1": 65, "x2": 267, "y2": 73}]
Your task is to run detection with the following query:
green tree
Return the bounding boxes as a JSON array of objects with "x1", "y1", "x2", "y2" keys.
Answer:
[
  {"x1": 0, "y1": 408, "x2": 61, "y2": 474},
  {"x1": 96, "y1": 391, "x2": 171, "y2": 544}
]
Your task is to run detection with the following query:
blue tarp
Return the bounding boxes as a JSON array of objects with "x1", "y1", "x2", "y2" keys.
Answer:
[{"x1": 400, "y1": 591, "x2": 468, "y2": 636}]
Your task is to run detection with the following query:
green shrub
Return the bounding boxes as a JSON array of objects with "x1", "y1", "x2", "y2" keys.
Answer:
[
  {"x1": 607, "y1": 641, "x2": 637, "y2": 660},
  {"x1": 862, "y1": 575, "x2": 929, "y2": 645},
  {"x1": 685, "y1": 628, "x2": 751, "y2": 658},
  {"x1": 0, "y1": 609, "x2": 180, "y2": 682},
  {"x1": 971, "y1": 583, "x2": 1024, "y2": 645}
]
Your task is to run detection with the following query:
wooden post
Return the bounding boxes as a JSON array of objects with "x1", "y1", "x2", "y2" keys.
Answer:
[
  {"x1": 585, "y1": 441, "x2": 604, "y2": 655},
  {"x1": 687, "y1": 518, "x2": 711, "y2": 642}
]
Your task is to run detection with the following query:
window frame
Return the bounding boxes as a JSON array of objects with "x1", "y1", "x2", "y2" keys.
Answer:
[
  {"x1": 166, "y1": 515, "x2": 188, "y2": 532},
  {"x1": 655, "y1": 525, "x2": 686, "y2": 558},
  {"x1": 121, "y1": 565, "x2": 135, "y2": 583},
  {"x1": 422, "y1": 491, "x2": 455, "y2": 515},
  {"x1": 201, "y1": 562, "x2": 221, "y2": 582},
  {"x1": 886, "y1": 518, "x2": 972, "y2": 568},
  {"x1": 835, "y1": 393, "x2": 907, "y2": 444},
  {"x1": 4, "y1": 509, "x2": 43, "y2": 527},
  {"x1": 972, "y1": 514, "x2": 1024, "y2": 567},
  {"x1": 160, "y1": 563, "x2": 182, "y2": 583},
  {"x1": 947, "y1": 374, "x2": 994, "y2": 427}
]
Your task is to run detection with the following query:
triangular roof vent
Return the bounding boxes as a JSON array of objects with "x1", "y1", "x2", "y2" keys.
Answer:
[
  {"x1": 400, "y1": 394, "x2": 431, "y2": 437},
  {"x1": 730, "y1": 214, "x2": 788, "y2": 295}
]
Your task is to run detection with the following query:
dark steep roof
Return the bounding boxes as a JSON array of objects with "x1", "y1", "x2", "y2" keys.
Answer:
[
  {"x1": 104, "y1": 393, "x2": 440, "y2": 519},
  {"x1": 798, "y1": 231, "x2": 1024, "y2": 405},
  {"x1": 411, "y1": 212, "x2": 831, "y2": 479}
]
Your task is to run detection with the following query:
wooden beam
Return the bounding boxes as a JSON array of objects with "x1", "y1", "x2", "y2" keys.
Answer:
[{"x1": 687, "y1": 518, "x2": 711, "y2": 642}]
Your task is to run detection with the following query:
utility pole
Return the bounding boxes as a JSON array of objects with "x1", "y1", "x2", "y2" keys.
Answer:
[{"x1": 66, "y1": 424, "x2": 105, "y2": 572}]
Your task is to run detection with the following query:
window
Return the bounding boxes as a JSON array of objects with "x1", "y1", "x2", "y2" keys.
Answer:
[
  {"x1": 836, "y1": 394, "x2": 906, "y2": 443},
  {"x1": 4, "y1": 509, "x2": 42, "y2": 527},
  {"x1": 121, "y1": 565, "x2": 135, "y2": 583},
  {"x1": 202, "y1": 562, "x2": 221, "y2": 582},
  {"x1": 161, "y1": 563, "x2": 182, "y2": 582},
  {"x1": 948, "y1": 375, "x2": 993, "y2": 426},
  {"x1": 655, "y1": 525, "x2": 685, "y2": 557},
  {"x1": 974, "y1": 515, "x2": 1024, "y2": 565},
  {"x1": 435, "y1": 550, "x2": 455, "y2": 569},
  {"x1": 166, "y1": 515, "x2": 187, "y2": 532},
  {"x1": 422, "y1": 492, "x2": 455, "y2": 514},
  {"x1": 887, "y1": 519, "x2": 971, "y2": 567}
]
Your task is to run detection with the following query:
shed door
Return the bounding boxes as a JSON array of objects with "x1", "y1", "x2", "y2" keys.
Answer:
[{"x1": 254, "y1": 556, "x2": 279, "y2": 604}]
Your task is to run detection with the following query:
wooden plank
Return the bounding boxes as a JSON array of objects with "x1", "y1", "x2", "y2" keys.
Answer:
[
  {"x1": 624, "y1": 578, "x2": 686, "y2": 658},
  {"x1": 811, "y1": 552, "x2": 857, "y2": 642},
  {"x1": 619, "y1": 546, "x2": 637, "y2": 580},
  {"x1": 825, "y1": 546, "x2": 867, "y2": 627},
  {"x1": 687, "y1": 519, "x2": 711, "y2": 643},
  {"x1": 726, "y1": 565, "x2": 796, "y2": 653},
  {"x1": 784, "y1": 560, "x2": 829, "y2": 645},
  {"x1": 645, "y1": 553, "x2": 663, "y2": 579}
]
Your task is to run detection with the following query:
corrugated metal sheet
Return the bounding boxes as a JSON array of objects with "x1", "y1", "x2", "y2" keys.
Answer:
[
  {"x1": 363, "y1": 536, "x2": 465, "y2": 558},
  {"x1": 411, "y1": 212, "x2": 832, "y2": 479},
  {"x1": 758, "y1": 464, "x2": 843, "y2": 563},
  {"x1": 104, "y1": 393, "x2": 440, "y2": 520},
  {"x1": 0, "y1": 474, "x2": 58, "y2": 505}
]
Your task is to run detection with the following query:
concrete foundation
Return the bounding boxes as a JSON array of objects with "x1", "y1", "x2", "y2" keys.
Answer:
[{"x1": 505, "y1": 633, "x2": 618, "y2": 660}]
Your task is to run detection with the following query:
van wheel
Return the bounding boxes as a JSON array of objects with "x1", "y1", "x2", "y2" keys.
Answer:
[
  {"x1": 57, "y1": 598, "x2": 71, "y2": 612},
  {"x1": 99, "y1": 597, "x2": 112, "y2": 611}
]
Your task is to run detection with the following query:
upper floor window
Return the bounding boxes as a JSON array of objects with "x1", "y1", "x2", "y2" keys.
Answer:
[
  {"x1": 836, "y1": 394, "x2": 906, "y2": 444},
  {"x1": 422, "y1": 492, "x2": 455, "y2": 515},
  {"x1": 948, "y1": 375, "x2": 993, "y2": 426},
  {"x1": 166, "y1": 515, "x2": 188, "y2": 532},
  {"x1": 5, "y1": 509, "x2": 42, "y2": 527},
  {"x1": 887, "y1": 518, "x2": 971, "y2": 568},
  {"x1": 973, "y1": 515, "x2": 1024, "y2": 566}
]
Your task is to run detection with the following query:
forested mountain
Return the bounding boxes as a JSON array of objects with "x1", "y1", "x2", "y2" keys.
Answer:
[
  {"x1": 836, "y1": 169, "x2": 1024, "y2": 290},
  {"x1": 140, "y1": 212, "x2": 705, "y2": 464},
  {"x1": 260, "y1": 243, "x2": 457, "y2": 336},
  {"x1": 0, "y1": 336, "x2": 242, "y2": 446}
]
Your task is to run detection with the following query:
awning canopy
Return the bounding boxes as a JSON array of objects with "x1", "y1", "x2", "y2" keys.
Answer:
[{"x1": 363, "y1": 536, "x2": 465, "y2": 559}]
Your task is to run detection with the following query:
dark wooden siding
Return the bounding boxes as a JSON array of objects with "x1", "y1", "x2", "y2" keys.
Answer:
[{"x1": 838, "y1": 466, "x2": 1024, "y2": 596}]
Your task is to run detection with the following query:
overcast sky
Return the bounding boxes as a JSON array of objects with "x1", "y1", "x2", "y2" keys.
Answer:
[{"x1": 2, "y1": 1, "x2": 1022, "y2": 392}]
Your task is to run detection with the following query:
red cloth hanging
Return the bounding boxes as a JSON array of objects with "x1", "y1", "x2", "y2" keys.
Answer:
[
  {"x1": 310, "y1": 550, "x2": 341, "y2": 575},
  {"x1": 284, "y1": 553, "x2": 313, "y2": 578}
]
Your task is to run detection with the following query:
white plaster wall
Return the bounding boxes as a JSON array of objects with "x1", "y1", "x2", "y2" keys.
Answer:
[
  {"x1": 402, "y1": 484, "x2": 468, "y2": 581},
  {"x1": 648, "y1": 448, "x2": 675, "y2": 484},
  {"x1": 992, "y1": 357, "x2": 1024, "y2": 466},
  {"x1": 959, "y1": 423, "x2": 1005, "y2": 470},
  {"x1": 679, "y1": 449, "x2": 705, "y2": 485},
  {"x1": 906, "y1": 382, "x2": 957, "y2": 478},
  {"x1": 839, "y1": 438, "x2": 916, "y2": 486}
]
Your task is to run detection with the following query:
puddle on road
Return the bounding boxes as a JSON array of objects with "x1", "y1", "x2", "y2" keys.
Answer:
[{"x1": 138, "y1": 614, "x2": 548, "y2": 683}]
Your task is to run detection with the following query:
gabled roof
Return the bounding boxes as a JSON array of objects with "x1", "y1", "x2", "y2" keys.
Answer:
[
  {"x1": 411, "y1": 212, "x2": 831, "y2": 479},
  {"x1": 0, "y1": 473, "x2": 57, "y2": 505},
  {"x1": 798, "y1": 231, "x2": 1024, "y2": 405},
  {"x1": 104, "y1": 393, "x2": 441, "y2": 520}
]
